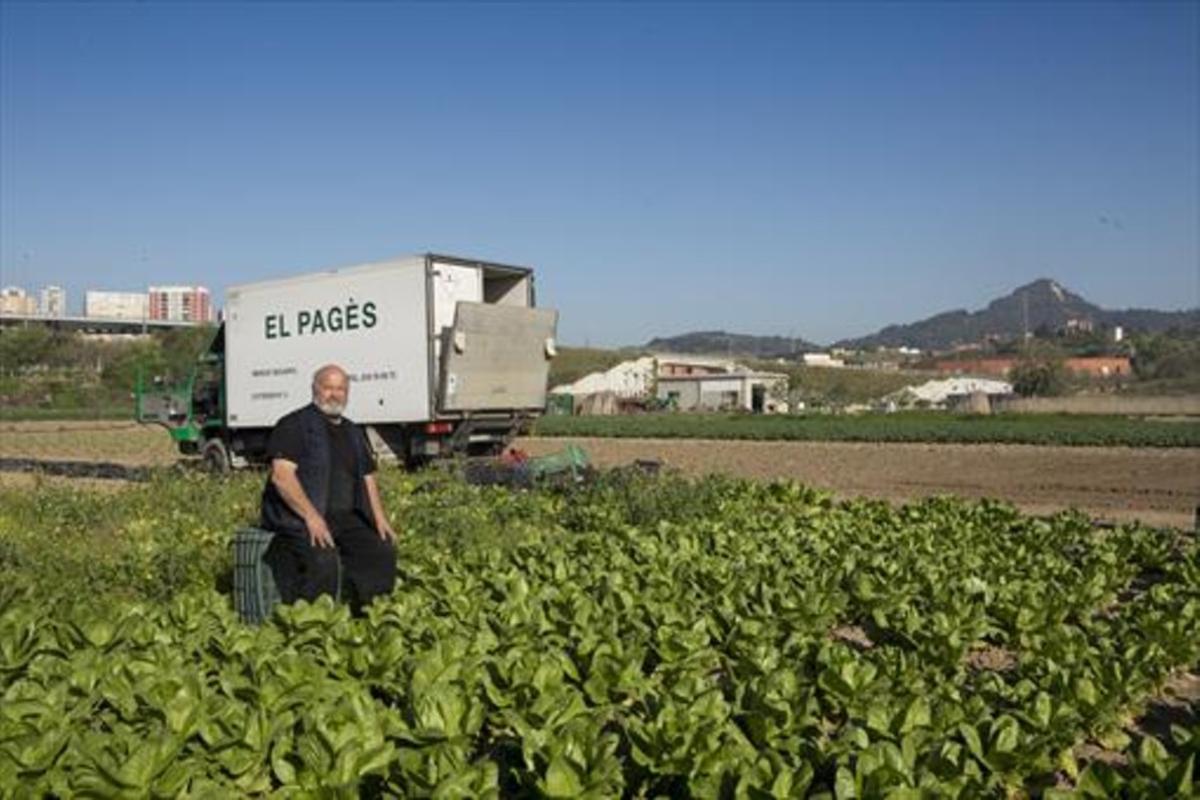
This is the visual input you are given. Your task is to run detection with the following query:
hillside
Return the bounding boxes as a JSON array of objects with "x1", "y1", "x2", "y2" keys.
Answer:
[
  {"x1": 642, "y1": 281, "x2": 1197, "y2": 356},
  {"x1": 644, "y1": 330, "x2": 820, "y2": 359},
  {"x1": 836, "y1": 279, "x2": 1198, "y2": 350}
]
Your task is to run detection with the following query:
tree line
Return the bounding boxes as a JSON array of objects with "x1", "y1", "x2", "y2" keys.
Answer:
[{"x1": 0, "y1": 325, "x2": 216, "y2": 413}]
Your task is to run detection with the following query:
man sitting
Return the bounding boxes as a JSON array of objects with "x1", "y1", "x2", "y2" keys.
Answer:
[{"x1": 260, "y1": 364, "x2": 397, "y2": 614}]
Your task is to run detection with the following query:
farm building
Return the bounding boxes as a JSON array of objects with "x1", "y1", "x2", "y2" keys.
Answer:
[
  {"x1": 887, "y1": 377, "x2": 1013, "y2": 410},
  {"x1": 656, "y1": 371, "x2": 789, "y2": 413},
  {"x1": 655, "y1": 354, "x2": 741, "y2": 377},
  {"x1": 801, "y1": 353, "x2": 845, "y2": 368},
  {"x1": 551, "y1": 355, "x2": 789, "y2": 414},
  {"x1": 550, "y1": 356, "x2": 657, "y2": 400}
]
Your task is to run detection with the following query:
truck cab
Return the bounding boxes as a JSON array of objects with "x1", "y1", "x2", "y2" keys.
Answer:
[{"x1": 136, "y1": 326, "x2": 235, "y2": 471}]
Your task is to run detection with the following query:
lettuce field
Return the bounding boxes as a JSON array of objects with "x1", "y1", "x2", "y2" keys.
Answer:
[{"x1": 1, "y1": 468, "x2": 1198, "y2": 797}]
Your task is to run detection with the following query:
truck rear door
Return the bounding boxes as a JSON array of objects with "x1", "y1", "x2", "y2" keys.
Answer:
[{"x1": 438, "y1": 302, "x2": 557, "y2": 412}]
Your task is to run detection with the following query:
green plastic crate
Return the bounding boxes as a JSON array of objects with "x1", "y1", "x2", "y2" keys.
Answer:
[
  {"x1": 527, "y1": 444, "x2": 590, "y2": 479},
  {"x1": 545, "y1": 393, "x2": 574, "y2": 416}
]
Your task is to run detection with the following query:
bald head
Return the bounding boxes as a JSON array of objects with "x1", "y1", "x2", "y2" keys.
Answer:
[{"x1": 311, "y1": 364, "x2": 350, "y2": 418}]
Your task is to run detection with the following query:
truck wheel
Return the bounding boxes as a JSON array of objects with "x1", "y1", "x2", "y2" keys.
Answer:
[{"x1": 202, "y1": 439, "x2": 232, "y2": 474}]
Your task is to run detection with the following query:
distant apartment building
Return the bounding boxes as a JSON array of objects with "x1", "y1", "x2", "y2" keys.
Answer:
[
  {"x1": 38, "y1": 285, "x2": 66, "y2": 317},
  {"x1": 85, "y1": 290, "x2": 148, "y2": 320},
  {"x1": 149, "y1": 285, "x2": 213, "y2": 322},
  {"x1": 0, "y1": 286, "x2": 37, "y2": 315}
]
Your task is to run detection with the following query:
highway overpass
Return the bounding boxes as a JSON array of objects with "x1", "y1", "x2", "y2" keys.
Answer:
[{"x1": 0, "y1": 312, "x2": 210, "y2": 335}]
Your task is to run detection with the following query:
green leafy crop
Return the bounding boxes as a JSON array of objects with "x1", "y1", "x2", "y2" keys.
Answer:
[{"x1": 1, "y1": 469, "x2": 1197, "y2": 796}]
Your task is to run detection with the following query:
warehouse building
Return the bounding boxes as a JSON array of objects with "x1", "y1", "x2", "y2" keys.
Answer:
[
  {"x1": 550, "y1": 355, "x2": 790, "y2": 415},
  {"x1": 885, "y1": 377, "x2": 1013, "y2": 410},
  {"x1": 656, "y1": 370, "x2": 789, "y2": 413}
]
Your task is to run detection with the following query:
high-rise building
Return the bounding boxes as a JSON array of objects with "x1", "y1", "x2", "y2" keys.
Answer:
[
  {"x1": 38, "y1": 285, "x2": 67, "y2": 317},
  {"x1": 85, "y1": 290, "x2": 148, "y2": 320},
  {"x1": 0, "y1": 286, "x2": 38, "y2": 315},
  {"x1": 148, "y1": 285, "x2": 213, "y2": 322}
]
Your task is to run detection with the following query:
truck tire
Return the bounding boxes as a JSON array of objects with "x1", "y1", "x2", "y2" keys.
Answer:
[{"x1": 202, "y1": 438, "x2": 232, "y2": 474}]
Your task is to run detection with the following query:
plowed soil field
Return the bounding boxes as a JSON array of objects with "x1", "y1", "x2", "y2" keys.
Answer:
[
  {"x1": 519, "y1": 436, "x2": 1200, "y2": 529},
  {"x1": 2, "y1": 422, "x2": 1196, "y2": 529}
]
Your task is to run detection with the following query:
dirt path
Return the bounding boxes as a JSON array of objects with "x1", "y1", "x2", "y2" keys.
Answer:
[
  {"x1": 0, "y1": 421, "x2": 178, "y2": 465},
  {"x1": 519, "y1": 437, "x2": 1200, "y2": 530}
]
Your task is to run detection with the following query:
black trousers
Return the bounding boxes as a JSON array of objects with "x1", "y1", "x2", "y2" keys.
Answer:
[{"x1": 265, "y1": 513, "x2": 396, "y2": 614}]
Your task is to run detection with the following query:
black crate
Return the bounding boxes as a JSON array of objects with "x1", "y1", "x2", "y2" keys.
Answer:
[
  {"x1": 233, "y1": 528, "x2": 281, "y2": 624},
  {"x1": 232, "y1": 527, "x2": 344, "y2": 623}
]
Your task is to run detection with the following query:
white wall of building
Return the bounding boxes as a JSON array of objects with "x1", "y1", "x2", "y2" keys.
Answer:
[
  {"x1": 802, "y1": 353, "x2": 845, "y2": 368},
  {"x1": 551, "y1": 357, "x2": 657, "y2": 399},
  {"x1": 85, "y1": 291, "x2": 148, "y2": 320},
  {"x1": 658, "y1": 373, "x2": 788, "y2": 413}
]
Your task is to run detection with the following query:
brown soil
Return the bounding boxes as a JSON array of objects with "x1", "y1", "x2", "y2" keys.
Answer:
[
  {"x1": 1135, "y1": 670, "x2": 1200, "y2": 743},
  {"x1": 965, "y1": 645, "x2": 1018, "y2": 673},
  {"x1": 3, "y1": 424, "x2": 1197, "y2": 529},
  {"x1": 828, "y1": 625, "x2": 875, "y2": 651},
  {"x1": 519, "y1": 437, "x2": 1200, "y2": 530},
  {"x1": 0, "y1": 421, "x2": 178, "y2": 466},
  {"x1": 1074, "y1": 742, "x2": 1130, "y2": 768},
  {"x1": 0, "y1": 471, "x2": 134, "y2": 493}
]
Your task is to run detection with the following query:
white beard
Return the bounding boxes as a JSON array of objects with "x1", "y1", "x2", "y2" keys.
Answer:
[{"x1": 315, "y1": 399, "x2": 345, "y2": 417}]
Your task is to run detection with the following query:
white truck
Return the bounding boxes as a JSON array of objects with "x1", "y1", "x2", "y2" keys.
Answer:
[{"x1": 137, "y1": 253, "x2": 558, "y2": 471}]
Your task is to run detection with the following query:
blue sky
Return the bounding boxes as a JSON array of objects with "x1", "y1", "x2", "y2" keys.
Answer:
[{"x1": 1, "y1": 2, "x2": 1196, "y2": 346}]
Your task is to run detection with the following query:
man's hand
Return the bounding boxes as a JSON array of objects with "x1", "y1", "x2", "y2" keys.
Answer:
[
  {"x1": 304, "y1": 513, "x2": 335, "y2": 549},
  {"x1": 363, "y1": 473, "x2": 397, "y2": 543},
  {"x1": 375, "y1": 518, "x2": 398, "y2": 543}
]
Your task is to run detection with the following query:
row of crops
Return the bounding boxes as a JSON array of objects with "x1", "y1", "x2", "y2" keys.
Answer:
[
  {"x1": 2, "y1": 468, "x2": 1198, "y2": 796},
  {"x1": 533, "y1": 412, "x2": 1200, "y2": 448}
]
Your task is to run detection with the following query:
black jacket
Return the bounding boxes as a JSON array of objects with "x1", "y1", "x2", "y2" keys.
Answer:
[{"x1": 259, "y1": 404, "x2": 376, "y2": 535}]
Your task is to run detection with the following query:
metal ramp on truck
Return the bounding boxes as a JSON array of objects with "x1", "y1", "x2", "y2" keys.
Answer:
[{"x1": 438, "y1": 302, "x2": 558, "y2": 413}]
